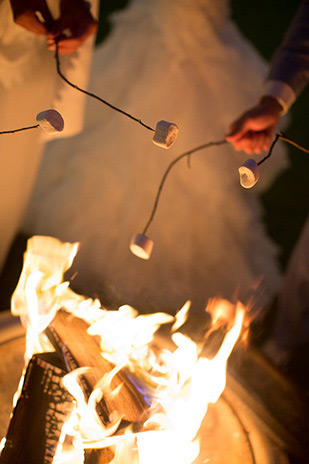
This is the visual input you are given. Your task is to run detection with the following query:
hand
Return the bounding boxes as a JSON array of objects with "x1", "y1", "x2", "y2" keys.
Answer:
[
  {"x1": 10, "y1": 0, "x2": 54, "y2": 35},
  {"x1": 226, "y1": 96, "x2": 283, "y2": 154},
  {"x1": 47, "y1": 0, "x2": 98, "y2": 54}
]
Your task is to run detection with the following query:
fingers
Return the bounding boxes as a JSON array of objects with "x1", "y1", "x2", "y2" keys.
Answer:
[
  {"x1": 226, "y1": 97, "x2": 282, "y2": 154},
  {"x1": 229, "y1": 130, "x2": 272, "y2": 154},
  {"x1": 47, "y1": 15, "x2": 97, "y2": 54},
  {"x1": 47, "y1": 20, "x2": 97, "y2": 54},
  {"x1": 48, "y1": 36, "x2": 85, "y2": 54},
  {"x1": 226, "y1": 112, "x2": 276, "y2": 154},
  {"x1": 226, "y1": 116, "x2": 253, "y2": 143},
  {"x1": 226, "y1": 110, "x2": 273, "y2": 142}
]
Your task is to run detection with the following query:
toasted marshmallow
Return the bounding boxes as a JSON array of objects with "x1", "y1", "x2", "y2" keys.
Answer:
[
  {"x1": 36, "y1": 109, "x2": 64, "y2": 134},
  {"x1": 238, "y1": 159, "x2": 260, "y2": 188},
  {"x1": 130, "y1": 233, "x2": 154, "y2": 259},
  {"x1": 152, "y1": 120, "x2": 179, "y2": 149}
]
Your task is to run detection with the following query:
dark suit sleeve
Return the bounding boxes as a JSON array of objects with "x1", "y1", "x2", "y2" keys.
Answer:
[{"x1": 268, "y1": 0, "x2": 309, "y2": 98}]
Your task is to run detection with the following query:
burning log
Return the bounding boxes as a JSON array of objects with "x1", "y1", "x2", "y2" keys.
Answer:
[
  {"x1": 0, "y1": 352, "x2": 74, "y2": 464},
  {"x1": 85, "y1": 448, "x2": 115, "y2": 464},
  {"x1": 45, "y1": 309, "x2": 149, "y2": 426}
]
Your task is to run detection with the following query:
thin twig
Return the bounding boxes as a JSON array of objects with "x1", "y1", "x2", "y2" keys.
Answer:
[
  {"x1": 142, "y1": 131, "x2": 308, "y2": 235},
  {"x1": 55, "y1": 42, "x2": 155, "y2": 132},
  {"x1": 257, "y1": 133, "x2": 280, "y2": 166},
  {"x1": 0, "y1": 124, "x2": 39, "y2": 135},
  {"x1": 142, "y1": 139, "x2": 227, "y2": 234},
  {"x1": 258, "y1": 132, "x2": 309, "y2": 166},
  {"x1": 279, "y1": 131, "x2": 309, "y2": 153}
]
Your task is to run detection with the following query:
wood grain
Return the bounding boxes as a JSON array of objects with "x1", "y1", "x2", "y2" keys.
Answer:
[{"x1": 45, "y1": 309, "x2": 149, "y2": 425}]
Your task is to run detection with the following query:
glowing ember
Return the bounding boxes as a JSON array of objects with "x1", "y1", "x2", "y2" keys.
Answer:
[{"x1": 5, "y1": 236, "x2": 246, "y2": 464}]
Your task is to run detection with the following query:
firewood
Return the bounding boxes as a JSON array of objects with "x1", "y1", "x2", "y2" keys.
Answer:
[
  {"x1": 45, "y1": 309, "x2": 149, "y2": 425},
  {"x1": 0, "y1": 352, "x2": 74, "y2": 464},
  {"x1": 85, "y1": 448, "x2": 115, "y2": 464}
]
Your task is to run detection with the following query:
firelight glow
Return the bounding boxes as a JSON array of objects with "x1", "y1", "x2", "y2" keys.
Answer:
[{"x1": 8, "y1": 236, "x2": 246, "y2": 464}]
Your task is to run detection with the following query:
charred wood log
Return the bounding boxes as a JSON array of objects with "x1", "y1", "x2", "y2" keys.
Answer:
[
  {"x1": 45, "y1": 309, "x2": 149, "y2": 425},
  {"x1": 85, "y1": 448, "x2": 115, "y2": 464},
  {"x1": 0, "y1": 352, "x2": 73, "y2": 464}
]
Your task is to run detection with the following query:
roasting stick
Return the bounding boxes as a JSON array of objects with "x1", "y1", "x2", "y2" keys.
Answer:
[
  {"x1": 239, "y1": 132, "x2": 309, "y2": 188},
  {"x1": 130, "y1": 139, "x2": 227, "y2": 260},
  {"x1": 0, "y1": 110, "x2": 64, "y2": 135},
  {"x1": 131, "y1": 132, "x2": 309, "y2": 259},
  {"x1": 55, "y1": 42, "x2": 154, "y2": 133},
  {"x1": 276, "y1": 132, "x2": 309, "y2": 153},
  {"x1": 0, "y1": 124, "x2": 39, "y2": 135},
  {"x1": 54, "y1": 41, "x2": 179, "y2": 149},
  {"x1": 0, "y1": 67, "x2": 306, "y2": 261}
]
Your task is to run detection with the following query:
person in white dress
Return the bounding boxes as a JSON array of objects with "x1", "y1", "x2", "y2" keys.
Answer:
[
  {"x1": 0, "y1": 0, "x2": 98, "y2": 271},
  {"x1": 23, "y1": 0, "x2": 289, "y2": 315}
]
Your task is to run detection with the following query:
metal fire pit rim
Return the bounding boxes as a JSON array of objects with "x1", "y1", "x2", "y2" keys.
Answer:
[{"x1": 227, "y1": 345, "x2": 309, "y2": 462}]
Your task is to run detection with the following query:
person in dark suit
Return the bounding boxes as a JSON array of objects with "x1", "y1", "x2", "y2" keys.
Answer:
[{"x1": 226, "y1": 1, "x2": 309, "y2": 366}]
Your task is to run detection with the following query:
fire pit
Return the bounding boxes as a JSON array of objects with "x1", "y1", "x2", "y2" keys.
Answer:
[
  {"x1": 0, "y1": 236, "x2": 308, "y2": 464},
  {"x1": 0, "y1": 310, "x2": 307, "y2": 464}
]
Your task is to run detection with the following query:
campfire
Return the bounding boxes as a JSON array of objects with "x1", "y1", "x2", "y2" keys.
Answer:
[{"x1": 0, "y1": 236, "x2": 307, "y2": 464}]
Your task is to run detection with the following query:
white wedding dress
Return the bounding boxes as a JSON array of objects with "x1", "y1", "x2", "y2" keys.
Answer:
[
  {"x1": 23, "y1": 0, "x2": 288, "y2": 314},
  {"x1": 0, "y1": 0, "x2": 97, "y2": 270}
]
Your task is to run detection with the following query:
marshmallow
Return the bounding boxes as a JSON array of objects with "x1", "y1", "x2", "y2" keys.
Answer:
[
  {"x1": 130, "y1": 233, "x2": 154, "y2": 259},
  {"x1": 36, "y1": 109, "x2": 64, "y2": 134},
  {"x1": 152, "y1": 120, "x2": 179, "y2": 149},
  {"x1": 238, "y1": 159, "x2": 260, "y2": 188}
]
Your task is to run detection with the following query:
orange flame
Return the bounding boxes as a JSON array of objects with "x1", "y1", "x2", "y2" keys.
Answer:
[{"x1": 9, "y1": 236, "x2": 246, "y2": 464}]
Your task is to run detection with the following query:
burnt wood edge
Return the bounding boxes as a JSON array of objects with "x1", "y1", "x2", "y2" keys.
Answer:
[
  {"x1": 0, "y1": 352, "x2": 74, "y2": 464},
  {"x1": 45, "y1": 325, "x2": 111, "y2": 425}
]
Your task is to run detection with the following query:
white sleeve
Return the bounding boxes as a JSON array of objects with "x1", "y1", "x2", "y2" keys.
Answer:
[{"x1": 264, "y1": 79, "x2": 297, "y2": 114}]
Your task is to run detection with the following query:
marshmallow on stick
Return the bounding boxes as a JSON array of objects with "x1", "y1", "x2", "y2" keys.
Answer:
[
  {"x1": 130, "y1": 233, "x2": 154, "y2": 259},
  {"x1": 36, "y1": 109, "x2": 64, "y2": 134},
  {"x1": 152, "y1": 120, "x2": 179, "y2": 149},
  {"x1": 238, "y1": 159, "x2": 260, "y2": 188}
]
